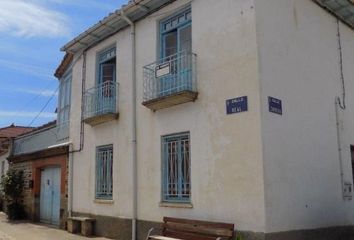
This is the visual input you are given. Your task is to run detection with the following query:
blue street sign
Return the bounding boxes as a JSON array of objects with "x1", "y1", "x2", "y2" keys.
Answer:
[
  {"x1": 226, "y1": 96, "x2": 248, "y2": 115},
  {"x1": 268, "y1": 97, "x2": 282, "y2": 115}
]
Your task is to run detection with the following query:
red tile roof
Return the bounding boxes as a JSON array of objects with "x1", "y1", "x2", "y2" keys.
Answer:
[{"x1": 0, "y1": 124, "x2": 34, "y2": 139}]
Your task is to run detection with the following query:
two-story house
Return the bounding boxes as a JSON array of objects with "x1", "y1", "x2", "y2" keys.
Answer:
[{"x1": 60, "y1": 0, "x2": 354, "y2": 239}]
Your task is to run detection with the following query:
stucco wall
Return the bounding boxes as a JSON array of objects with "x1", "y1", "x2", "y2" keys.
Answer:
[
  {"x1": 254, "y1": 0, "x2": 354, "y2": 233},
  {"x1": 70, "y1": 0, "x2": 265, "y2": 234}
]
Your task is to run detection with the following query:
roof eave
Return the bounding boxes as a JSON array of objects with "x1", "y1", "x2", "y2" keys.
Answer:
[{"x1": 61, "y1": 0, "x2": 177, "y2": 53}]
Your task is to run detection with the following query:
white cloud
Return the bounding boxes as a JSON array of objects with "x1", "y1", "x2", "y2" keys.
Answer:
[
  {"x1": 15, "y1": 88, "x2": 58, "y2": 97},
  {"x1": 0, "y1": 0, "x2": 70, "y2": 38},
  {"x1": 0, "y1": 58, "x2": 55, "y2": 80},
  {"x1": 0, "y1": 111, "x2": 56, "y2": 118}
]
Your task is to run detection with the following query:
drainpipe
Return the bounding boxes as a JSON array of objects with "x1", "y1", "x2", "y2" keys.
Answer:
[
  {"x1": 120, "y1": 10, "x2": 137, "y2": 240},
  {"x1": 68, "y1": 143, "x2": 74, "y2": 217},
  {"x1": 335, "y1": 98, "x2": 345, "y2": 199}
]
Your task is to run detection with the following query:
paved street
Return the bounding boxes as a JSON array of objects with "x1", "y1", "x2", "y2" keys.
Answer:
[{"x1": 0, "y1": 212, "x2": 109, "y2": 240}]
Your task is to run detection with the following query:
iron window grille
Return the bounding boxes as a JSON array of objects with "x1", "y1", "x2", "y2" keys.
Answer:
[
  {"x1": 162, "y1": 132, "x2": 191, "y2": 202},
  {"x1": 96, "y1": 145, "x2": 113, "y2": 199}
]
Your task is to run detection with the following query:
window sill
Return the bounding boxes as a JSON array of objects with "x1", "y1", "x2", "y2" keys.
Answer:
[
  {"x1": 159, "y1": 202, "x2": 193, "y2": 209},
  {"x1": 94, "y1": 199, "x2": 114, "y2": 205}
]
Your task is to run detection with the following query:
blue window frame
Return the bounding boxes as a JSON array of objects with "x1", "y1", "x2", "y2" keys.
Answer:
[
  {"x1": 157, "y1": 7, "x2": 192, "y2": 97},
  {"x1": 58, "y1": 70, "x2": 72, "y2": 126},
  {"x1": 96, "y1": 145, "x2": 113, "y2": 199},
  {"x1": 162, "y1": 132, "x2": 191, "y2": 202},
  {"x1": 97, "y1": 46, "x2": 116, "y2": 84}
]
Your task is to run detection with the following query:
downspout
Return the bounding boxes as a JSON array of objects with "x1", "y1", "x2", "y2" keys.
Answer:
[
  {"x1": 335, "y1": 98, "x2": 345, "y2": 200},
  {"x1": 120, "y1": 10, "x2": 137, "y2": 240},
  {"x1": 68, "y1": 50, "x2": 87, "y2": 217}
]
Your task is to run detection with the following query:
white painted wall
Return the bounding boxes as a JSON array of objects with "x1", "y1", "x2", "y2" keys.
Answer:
[
  {"x1": 255, "y1": 0, "x2": 354, "y2": 233},
  {"x1": 69, "y1": 0, "x2": 266, "y2": 233},
  {"x1": 135, "y1": 0, "x2": 264, "y2": 232}
]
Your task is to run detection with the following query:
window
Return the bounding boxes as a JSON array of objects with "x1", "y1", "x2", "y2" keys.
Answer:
[
  {"x1": 160, "y1": 7, "x2": 191, "y2": 58},
  {"x1": 162, "y1": 132, "x2": 191, "y2": 202},
  {"x1": 96, "y1": 145, "x2": 113, "y2": 199},
  {"x1": 97, "y1": 47, "x2": 116, "y2": 85},
  {"x1": 58, "y1": 71, "x2": 72, "y2": 126},
  {"x1": 158, "y1": 7, "x2": 192, "y2": 97}
]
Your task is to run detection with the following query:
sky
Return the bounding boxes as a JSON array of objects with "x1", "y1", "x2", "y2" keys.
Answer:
[{"x1": 0, "y1": 0, "x2": 127, "y2": 128}]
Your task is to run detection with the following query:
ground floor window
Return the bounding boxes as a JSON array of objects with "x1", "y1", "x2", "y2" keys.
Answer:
[
  {"x1": 96, "y1": 145, "x2": 113, "y2": 199},
  {"x1": 162, "y1": 132, "x2": 190, "y2": 202}
]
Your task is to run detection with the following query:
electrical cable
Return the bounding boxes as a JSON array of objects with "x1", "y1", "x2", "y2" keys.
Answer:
[{"x1": 27, "y1": 86, "x2": 59, "y2": 127}]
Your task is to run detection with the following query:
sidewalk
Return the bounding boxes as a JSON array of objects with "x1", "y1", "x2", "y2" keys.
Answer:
[{"x1": 0, "y1": 212, "x2": 109, "y2": 240}]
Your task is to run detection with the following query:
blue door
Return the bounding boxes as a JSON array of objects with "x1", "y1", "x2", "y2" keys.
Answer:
[{"x1": 40, "y1": 167, "x2": 60, "y2": 226}]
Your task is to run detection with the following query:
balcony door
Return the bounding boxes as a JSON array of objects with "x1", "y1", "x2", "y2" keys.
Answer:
[
  {"x1": 97, "y1": 47, "x2": 116, "y2": 115},
  {"x1": 159, "y1": 8, "x2": 191, "y2": 97}
]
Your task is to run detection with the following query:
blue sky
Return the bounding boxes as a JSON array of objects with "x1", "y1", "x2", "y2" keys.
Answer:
[{"x1": 0, "y1": 0, "x2": 127, "y2": 128}]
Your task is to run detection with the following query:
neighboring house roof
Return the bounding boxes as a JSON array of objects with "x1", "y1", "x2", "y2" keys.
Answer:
[
  {"x1": 61, "y1": 0, "x2": 177, "y2": 53},
  {"x1": 313, "y1": 0, "x2": 354, "y2": 29},
  {"x1": 0, "y1": 124, "x2": 34, "y2": 155},
  {"x1": 0, "y1": 124, "x2": 34, "y2": 139},
  {"x1": 15, "y1": 120, "x2": 56, "y2": 138},
  {"x1": 54, "y1": 53, "x2": 73, "y2": 79}
]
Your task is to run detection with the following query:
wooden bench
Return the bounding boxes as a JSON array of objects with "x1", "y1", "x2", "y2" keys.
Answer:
[
  {"x1": 146, "y1": 217, "x2": 235, "y2": 240},
  {"x1": 67, "y1": 217, "x2": 95, "y2": 237}
]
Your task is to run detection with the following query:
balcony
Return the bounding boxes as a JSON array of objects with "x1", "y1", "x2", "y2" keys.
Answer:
[
  {"x1": 143, "y1": 51, "x2": 198, "y2": 111},
  {"x1": 83, "y1": 81, "x2": 119, "y2": 126}
]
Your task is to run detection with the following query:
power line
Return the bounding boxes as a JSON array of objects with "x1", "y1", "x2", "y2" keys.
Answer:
[
  {"x1": 19, "y1": 80, "x2": 57, "y2": 112},
  {"x1": 28, "y1": 86, "x2": 59, "y2": 127}
]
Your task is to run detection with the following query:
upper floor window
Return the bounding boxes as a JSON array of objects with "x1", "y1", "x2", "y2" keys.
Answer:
[
  {"x1": 160, "y1": 7, "x2": 191, "y2": 59},
  {"x1": 97, "y1": 47, "x2": 116, "y2": 85},
  {"x1": 162, "y1": 132, "x2": 191, "y2": 203},
  {"x1": 58, "y1": 71, "x2": 72, "y2": 126},
  {"x1": 96, "y1": 145, "x2": 113, "y2": 200}
]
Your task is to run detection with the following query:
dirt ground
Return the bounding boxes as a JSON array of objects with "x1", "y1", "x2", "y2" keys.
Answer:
[{"x1": 0, "y1": 212, "x2": 109, "y2": 240}]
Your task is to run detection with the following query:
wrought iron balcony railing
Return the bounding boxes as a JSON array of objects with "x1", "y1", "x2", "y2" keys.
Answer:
[
  {"x1": 143, "y1": 51, "x2": 197, "y2": 110},
  {"x1": 83, "y1": 81, "x2": 119, "y2": 125}
]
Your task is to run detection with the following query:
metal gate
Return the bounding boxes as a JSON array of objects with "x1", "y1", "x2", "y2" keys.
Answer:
[{"x1": 40, "y1": 167, "x2": 60, "y2": 226}]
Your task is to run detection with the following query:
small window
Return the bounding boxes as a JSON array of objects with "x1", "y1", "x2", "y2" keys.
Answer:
[
  {"x1": 162, "y1": 132, "x2": 191, "y2": 202},
  {"x1": 96, "y1": 145, "x2": 113, "y2": 199}
]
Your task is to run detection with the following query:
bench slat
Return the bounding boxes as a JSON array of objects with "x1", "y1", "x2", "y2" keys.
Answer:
[
  {"x1": 163, "y1": 217, "x2": 234, "y2": 230},
  {"x1": 164, "y1": 229, "x2": 220, "y2": 240},
  {"x1": 149, "y1": 236, "x2": 182, "y2": 240},
  {"x1": 164, "y1": 222, "x2": 233, "y2": 237}
]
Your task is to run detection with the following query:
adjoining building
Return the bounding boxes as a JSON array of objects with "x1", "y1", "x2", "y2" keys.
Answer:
[
  {"x1": 0, "y1": 124, "x2": 34, "y2": 177},
  {"x1": 6, "y1": 53, "x2": 72, "y2": 229},
  {"x1": 57, "y1": 0, "x2": 354, "y2": 239}
]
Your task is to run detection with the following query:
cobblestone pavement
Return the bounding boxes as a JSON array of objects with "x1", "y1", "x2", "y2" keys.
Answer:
[{"x1": 0, "y1": 212, "x2": 109, "y2": 240}]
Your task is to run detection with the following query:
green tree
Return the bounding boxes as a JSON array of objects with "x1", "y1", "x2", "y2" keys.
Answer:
[{"x1": 0, "y1": 169, "x2": 25, "y2": 220}]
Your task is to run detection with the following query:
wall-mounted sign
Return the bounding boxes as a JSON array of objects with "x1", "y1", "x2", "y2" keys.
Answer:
[
  {"x1": 155, "y1": 62, "x2": 171, "y2": 78},
  {"x1": 226, "y1": 96, "x2": 248, "y2": 115},
  {"x1": 268, "y1": 97, "x2": 282, "y2": 115}
]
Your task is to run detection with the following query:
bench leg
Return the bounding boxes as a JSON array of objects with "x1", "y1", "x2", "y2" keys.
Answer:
[
  {"x1": 67, "y1": 220, "x2": 80, "y2": 234},
  {"x1": 81, "y1": 221, "x2": 93, "y2": 237}
]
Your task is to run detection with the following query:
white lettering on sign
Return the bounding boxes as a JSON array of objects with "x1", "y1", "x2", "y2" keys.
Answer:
[{"x1": 155, "y1": 62, "x2": 171, "y2": 78}]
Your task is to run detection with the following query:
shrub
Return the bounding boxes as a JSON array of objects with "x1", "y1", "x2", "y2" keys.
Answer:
[{"x1": 0, "y1": 169, "x2": 25, "y2": 220}]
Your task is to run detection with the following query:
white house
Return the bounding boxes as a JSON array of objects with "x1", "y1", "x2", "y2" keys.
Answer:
[{"x1": 60, "y1": 0, "x2": 354, "y2": 239}]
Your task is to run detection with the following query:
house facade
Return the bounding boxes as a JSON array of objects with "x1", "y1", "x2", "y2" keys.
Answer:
[{"x1": 60, "y1": 0, "x2": 354, "y2": 239}]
